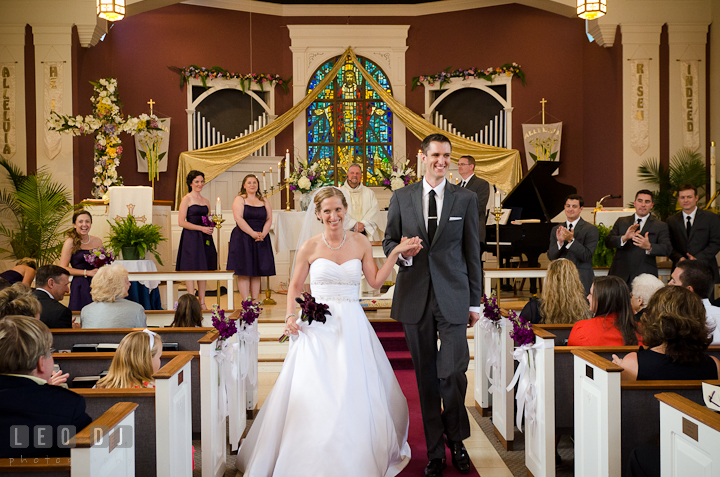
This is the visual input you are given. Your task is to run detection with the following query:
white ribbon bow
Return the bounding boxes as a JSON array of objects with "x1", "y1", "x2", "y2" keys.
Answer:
[
  {"x1": 480, "y1": 317, "x2": 502, "y2": 395},
  {"x1": 201, "y1": 340, "x2": 242, "y2": 450},
  {"x1": 238, "y1": 323, "x2": 260, "y2": 387},
  {"x1": 506, "y1": 339, "x2": 553, "y2": 432}
]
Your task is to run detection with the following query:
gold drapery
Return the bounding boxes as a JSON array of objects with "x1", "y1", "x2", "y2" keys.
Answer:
[{"x1": 175, "y1": 47, "x2": 522, "y2": 207}]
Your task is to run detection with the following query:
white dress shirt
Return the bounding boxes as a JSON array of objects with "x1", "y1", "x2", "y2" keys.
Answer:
[
  {"x1": 620, "y1": 213, "x2": 651, "y2": 252},
  {"x1": 422, "y1": 177, "x2": 447, "y2": 231},
  {"x1": 557, "y1": 217, "x2": 581, "y2": 249},
  {"x1": 682, "y1": 207, "x2": 698, "y2": 227}
]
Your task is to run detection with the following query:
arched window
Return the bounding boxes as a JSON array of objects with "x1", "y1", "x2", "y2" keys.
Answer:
[{"x1": 307, "y1": 55, "x2": 392, "y2": 186}]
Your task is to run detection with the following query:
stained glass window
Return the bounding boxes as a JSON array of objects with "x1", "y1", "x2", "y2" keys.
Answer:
[{"x1": 307, "y1": 55, "x2": 393, "y2": 186}]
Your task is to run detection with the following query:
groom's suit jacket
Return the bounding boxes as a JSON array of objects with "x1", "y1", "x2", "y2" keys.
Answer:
[
  {"x1": 383, "y1": 181, "x2": 482, "y2": 324},
  {"x1": 666, "y1": 209, "x2": 720, "y2": 283},
  {"x1": 606, "y1": 214, "x2": 671, "y2": 283}
]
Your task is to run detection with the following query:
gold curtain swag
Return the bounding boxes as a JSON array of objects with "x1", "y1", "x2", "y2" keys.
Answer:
[
  {"x1": 347, "y1": 50, "x2": 522, "y2": 193},
  {"x1": 175, "y1": 47, "x2": 522, "y2": 207}
]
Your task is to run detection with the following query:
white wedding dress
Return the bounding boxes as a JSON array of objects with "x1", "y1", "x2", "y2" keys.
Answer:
[{"x1": 236, "y1": 258, "x2": 411, "y2": 477}]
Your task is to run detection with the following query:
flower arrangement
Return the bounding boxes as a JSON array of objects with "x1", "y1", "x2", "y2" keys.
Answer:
[
  {"x1": 47, "y1": 78, "x2": 165, "y2": 198},
  {"x1": 375, "y1": 159, "x2": 418, "y2": 191},
  {"x1": 278, "y1": 292, "x2": 332, "y2": 343},
  {"x1": 211, "y1": 305, "x2": 237, "y2": 344},
  {"x1": 480, "y1": 291, "x2": 503, "y2": 326},
  {"x1": 411, "y1": 63, "x2": 526, "y2": 90},
  {"x1": 201, "y1": 215, "x2": 214, "y2": 246},
  {"x1": 239, "y1": 297, "x2": 262, "y2": 328},
  {"x1": 508, "y1": 311, "x2": 534, "y2": 347},
  {"x1": 84, "y1": 247, "x2": 116, "y2": 268},
  {"x1": 288, "y1": 158, "x2": 331, "y2": 194},
  {"x1": 125, "y1": 115, "x2": 168, "y2": 183},
  {"x1": 172, "y1": 65, "x2": 292, "y2": 93}
]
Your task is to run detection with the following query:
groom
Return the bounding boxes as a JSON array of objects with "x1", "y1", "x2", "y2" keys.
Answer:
[{"x1": 384, "y1": 133, "x2": 482, "y2": 476}]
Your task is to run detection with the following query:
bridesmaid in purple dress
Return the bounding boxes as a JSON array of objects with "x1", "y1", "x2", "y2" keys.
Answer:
[
  {"x1": 226, "y1": 174, "x2": 275, "y2": 300},
  {"x1": 59, "y1": 210, "x2": 104, "y2": 311},
  {"x1": 176, "y1": 170, "x2": 217, "y2": 309}
]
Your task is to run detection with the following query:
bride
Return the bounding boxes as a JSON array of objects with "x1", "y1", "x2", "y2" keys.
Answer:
[{"x1": 236, "y1": 186, "x2": 422, "y2": 477}]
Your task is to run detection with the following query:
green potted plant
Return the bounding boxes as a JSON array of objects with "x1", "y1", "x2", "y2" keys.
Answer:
[
  {"x1": 107, "y1": 215, "x2": 166, "y2": 264},
  {"x1": 0, "y1": 156, "x2": 74, "y2": 266}
]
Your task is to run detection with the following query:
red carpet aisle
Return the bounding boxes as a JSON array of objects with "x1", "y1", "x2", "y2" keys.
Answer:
[{"x1": 374, "y1": 321, "x2": 481, "y2": 476}]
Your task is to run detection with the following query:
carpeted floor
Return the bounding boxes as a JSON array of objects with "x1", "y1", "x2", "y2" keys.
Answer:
[
  {"x1": 466, "y1": 406, "x2": 575, "y2": 477},
  {"x1": 395, "y1": 369, "x2": 481, "y2": 476}
]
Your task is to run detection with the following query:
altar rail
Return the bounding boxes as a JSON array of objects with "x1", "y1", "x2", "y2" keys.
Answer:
[{"x1": 127, "y1": 271, "x2": 236, "y2": 309}]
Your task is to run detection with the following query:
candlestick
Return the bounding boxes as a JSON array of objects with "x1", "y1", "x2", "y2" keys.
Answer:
[
  {"x1": 277, "y1": 162, "x2": 281, "y2": 184},
  {"x1": 712, "y1": 141, "x2": 717, "y2": 207},
  {"x1": 285, "y1": 150, "x2": 290, "y2": 178},
  {"x1": 263, "y1": 171, "x2": 267, "y2": 191},
  {"x1": 216, "y1": 197, "x2": 221, "y2": 216},
  {"x1": 211, "y1": 213, "x2": 226, "y2": 306}
]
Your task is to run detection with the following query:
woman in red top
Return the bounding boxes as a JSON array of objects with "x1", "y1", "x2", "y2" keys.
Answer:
[{"x1": 568, "y1": 276, "x2": 642, "y2": 346}]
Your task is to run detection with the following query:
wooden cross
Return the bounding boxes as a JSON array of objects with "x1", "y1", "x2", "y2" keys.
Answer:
[
  {"x1": 147, "y1": 99, "x2": 155, "y2": 115},
  {"x1": 540, "y1": 98, "x2": 547, "y2": 125},
  {"x1": 115, "y1": 203, "x2": 147, "y2": 223}
]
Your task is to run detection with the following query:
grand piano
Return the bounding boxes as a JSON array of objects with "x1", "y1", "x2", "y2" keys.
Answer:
[{"x1": 485, "y1": 161, "x2": 577, "y2": 294}]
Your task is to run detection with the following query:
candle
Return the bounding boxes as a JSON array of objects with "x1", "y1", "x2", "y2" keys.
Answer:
[
  {"x1": 449, "y1": 172, "x2": 453, "y2": 183},
  {"x1": 216, "y1": 197, "x2": 221, "y2": 216},
  {"x1": 285, "y1": 150, "x2": 290, "y2": 179},
  {"x1": 269, "y1": 167, "x2": 273, "y2": 186},
  {"x1": 495, "y1": 189, "x2": 501, "y2": 208},
  {"x1": 417, "y1": 149, "x2": 422, "y2": 176},
  {"x1": 277, "y1": 162, "x2": 281, "y2": 183},
  {"x1": 262, "y1": 171, "x2": 267, "y2": 191},
  {"x1": 712, "y1": 141, "x2": 717, "y2": 206}
]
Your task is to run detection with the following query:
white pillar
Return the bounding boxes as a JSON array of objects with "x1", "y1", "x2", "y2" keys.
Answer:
[
  {"x1": 668, "y1": 24, "x2": 708, "y2": 159},
  {"x1": 33, "y1": 24, "x2": 74, "y2": 195},
  {"x1": 621, "y1": 24, "x2": 663, "y2": 203}
]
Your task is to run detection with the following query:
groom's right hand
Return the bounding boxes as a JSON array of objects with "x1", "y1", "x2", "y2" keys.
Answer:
[{"x1": 400, "y1": 236, "x2": 422, "y2": 257}]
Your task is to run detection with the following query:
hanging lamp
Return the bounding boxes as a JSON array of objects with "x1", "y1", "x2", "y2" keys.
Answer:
[
  {"x1": 577, "y1": 0, "x2": 607, "y2": 20},
  {"x1": 97, "y1": 0, "x2": 125, "y2": 22}
]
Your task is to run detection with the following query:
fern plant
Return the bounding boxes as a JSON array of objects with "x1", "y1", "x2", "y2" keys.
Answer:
[
  {"x1": 107, "y1": 215, "x2": 167, "y2": 265},
  {"x1": 637, "y1": 148, "x2": 708, "y2": 220},
  {"x1": 0, "y1": 156, "x2": 74, "y2": 266}
]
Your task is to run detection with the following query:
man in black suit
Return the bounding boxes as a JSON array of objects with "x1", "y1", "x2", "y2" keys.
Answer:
[
  {"x1": 0, "y1": 316, "x2": 92, "y2": 458},
  {"x1": 666, "y1": 184, "x2": 720, "y2": 287},
  {"x1": 547, "y1": 194, "x2": 599, "y2": 294},
  {"x1": 607, "y1": 189, "x2": 672, "y2": 284},
  {"x1": 33, "y1": 265, "x2": 73, "y2": 329},
  {"x1": 384, "y1": 134, "x2": 482, "y2": 476},
  {"x1": 457, "y1": 155, "x2": 490, "y2": 244}
]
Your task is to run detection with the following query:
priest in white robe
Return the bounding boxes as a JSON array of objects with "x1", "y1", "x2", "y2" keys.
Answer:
[{"x1": 341, "y1": 163, "x2": 381, "y2": 240}]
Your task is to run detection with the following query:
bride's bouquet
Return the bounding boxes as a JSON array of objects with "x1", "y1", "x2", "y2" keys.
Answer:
[{"x1": 279, "y1": 292, "x2": 332, "y2": 343}]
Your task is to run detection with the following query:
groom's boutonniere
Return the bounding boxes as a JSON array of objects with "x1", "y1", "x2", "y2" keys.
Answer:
[{"x1": 278, "y1": 292, "x2": 331, "y2": 343}]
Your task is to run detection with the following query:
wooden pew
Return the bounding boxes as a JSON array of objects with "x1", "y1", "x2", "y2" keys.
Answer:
[
  {"x1": 50, "y1": 327, "x2": 214, "y2": 352},
  {"x1": 200, "y1": 330, "x2": 246, "y2": 477},
  {"x1": 75, "y1": 353, "x2": 194, "y2": 477},
  {"x1": 656, "y1": 392, "x2": 720, "y2": 476},
  {"x1": 71, "y1": 310, "x2": 235, "y2": 328},
  {"x1": 53, "y1": 351, "x2": 202, "y2": 437},
  {"x1": 573, "y1": 350, "x2": 720, "y2": 476},
  {"x1": 0, "y1": 402, "x2": 138, "y2": 477}
]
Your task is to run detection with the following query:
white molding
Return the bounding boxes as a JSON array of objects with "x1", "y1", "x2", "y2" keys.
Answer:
[
  {"x1": 587, "y1": 20, "x2": 617, "y2": 48},
  {"x1": 289, "y1": 24, "x2": 409, "y2": 167},
  {"x1": 75, "y1": 17, "x2": 107, "y2": 47},
  {"x1": 667, "y1": 23, "x2": 709, "y2": 45}
]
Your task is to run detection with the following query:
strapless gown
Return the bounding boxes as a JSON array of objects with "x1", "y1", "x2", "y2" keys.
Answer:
[
  {"x1": 236, "y1": 258, "x2": 410, "y2": 477},
  {"x1": 69, "y1": 250, "x2": 95, "y2": 311},
  {"x1": 175, "y1": 204, "x2": 217, "y2": 271}
]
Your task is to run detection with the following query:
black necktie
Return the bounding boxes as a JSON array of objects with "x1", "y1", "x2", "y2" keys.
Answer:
[
  {"x1": 568, "y1": 223, "x2": 573, "y2": 232},
  {"x1": 686, "y1": 216, "x2": 692, "y2": 236},
  {"x1": 460, "y1": 180, "x2": 466, "y2": 188},
  {"x1": 637, "y1": 218, "x2": 642, "y2": 229},
  {"x1": 428, "y1": 190, "x2": 438, "y2": 243}
]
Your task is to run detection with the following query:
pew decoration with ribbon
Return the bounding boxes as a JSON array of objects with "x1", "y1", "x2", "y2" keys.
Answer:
[
  {"x1": 278, "y1": 292, "x2": 331, "y2": 343},
  {"x1": 480, "y1": 292, "x2": 503, "y2": 395},
  {"x1": 505, "y1": 312, "x2": 546, "y2": 432},
  {"x1": 238, "y1": 297, "x2": 262, "y2": 394}
]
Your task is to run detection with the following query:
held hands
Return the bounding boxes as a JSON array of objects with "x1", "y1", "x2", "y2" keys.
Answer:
[
  {"x1": 622, "y1": 223, "x2": 640, "y2": 243},
  {"x1": 396, "y1": 236, "x2": 423, "y2": 257},
  {"x1": 254, "y1": 231, "x2": 265, "y2": 242},
  {"x1": 354, "y1": 222, "x2": 365, "y2": 233},
  {"x1": 468, "y1": 311, "x2": 480, "y2": 328},
  {"x1": 48, "y1": 370, "x2": 69, "y2": 386},
  {"x1": 632, "y1": 232, "x2": 651, "y2": 250}
]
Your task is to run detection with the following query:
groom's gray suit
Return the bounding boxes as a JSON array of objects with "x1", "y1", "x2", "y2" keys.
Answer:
[{"x1": 383, "y1": 179, "x2": 482, "y2": 459}]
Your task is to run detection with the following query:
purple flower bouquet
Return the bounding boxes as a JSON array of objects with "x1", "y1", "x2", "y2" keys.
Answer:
[
  {"x1": 278, "y1": 292, "x2": 331, "y2": 343},
  {"x1": 84, "y1": 247, "x2": 116, "y2": 268}
]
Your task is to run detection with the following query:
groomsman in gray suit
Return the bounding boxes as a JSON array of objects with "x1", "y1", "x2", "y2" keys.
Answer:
[
  {"x1": 607, "y1": 189, "x2": 672, "y2": 284},
  {"x1": 384, "y1": 134, "x2": 482, "y2": 477},
  {"x1": 547, "y1": 194, "x2": 599, "y2": 294},
  {"x1": 666, "y1": 184, "x2": 720, "y2": 287},
  {"x1": 457, "y1": 155, "x2": 490, "y2": 244}
]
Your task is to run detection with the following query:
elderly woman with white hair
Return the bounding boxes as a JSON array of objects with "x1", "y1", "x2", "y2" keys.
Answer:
[
  {"x1": 630, "y1": 273, "x2": 665, "y2": 321},
  {"x1": 80, "y1": 264, "x2": 146, "y2": 329}
]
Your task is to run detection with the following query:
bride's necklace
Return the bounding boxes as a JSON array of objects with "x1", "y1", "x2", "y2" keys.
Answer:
[{"x1": 322, "y1": 231, "x2": 346, "y2": 250}]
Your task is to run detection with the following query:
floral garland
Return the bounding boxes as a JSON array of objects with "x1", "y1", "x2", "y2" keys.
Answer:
[
  {"x1": 173, "y1": 65, "x2": 292, "y2": 93},
  {"x1": 288, "y1": 158, "x2": 332, "y2": 194},
  {"x1": 47, "y1": 78, "x2": 164, "y2": 198},
  {"x1": 411, "y1": 63, "x2": 526, "y2": 90},
  {"x1": 374, "y1": 159, "x2": 418, "y2": 191}
]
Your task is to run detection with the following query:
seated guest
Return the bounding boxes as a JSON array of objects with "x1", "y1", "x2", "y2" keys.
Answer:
[
  {"x1": 0, "y1": 277, "x2": 9, "y2": 291},
  {"x1": 80, "y1": 264, "x2": 146, "y2": 329},
  {"x1": 0, "y1": 258, "x2": 37, "y2": 287},
  {"x1": 95, "y1": 329, "x2": 162, "y2": 389},
  {"x1": 0, "y1": 316, "x2": 92, "y2": 458},
  {"x1": 520, "y1": 259, "x2": 590, "y2": 324},
  {"x1": 568, "y1": 276, "x2": 642, "y2": 346},
  {"x1": 629, "y1": 274, "x2": 664, "y2": 321},
  {"x1": 612, "y1": 286, "x2": 720, "y2": 381},
  {"x1": 0, "y1": 283, "x2": 42, "y2": 319},
  {"x1": 668, "y1": 259, "x2": 720, "y2": 345},
  {"x1": 170, "y1": 293, "x2": 204, "y2": 327},
  {"x1": 33, "y1": 265, "x2": 73, "y2": 329}
]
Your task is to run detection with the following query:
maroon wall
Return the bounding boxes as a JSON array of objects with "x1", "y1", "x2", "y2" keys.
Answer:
[{"x1": 69, "y1": 3, "x2": 625, "y2": 206}]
